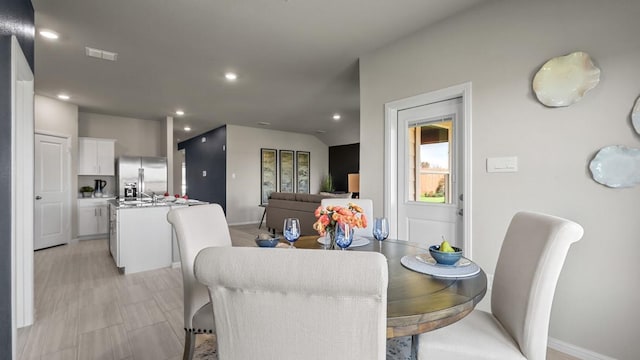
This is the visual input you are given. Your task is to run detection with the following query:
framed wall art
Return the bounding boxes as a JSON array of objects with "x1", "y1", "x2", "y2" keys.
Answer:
[
  {"x1": 279, "y1": 150, "x2": 295, "y2": 193},
  {"x1": 296, "y1": 151, "x2": 310, "y2": 193},
  {"x1": 260, "y1": 148, "x2": 277, "y2": 204}
]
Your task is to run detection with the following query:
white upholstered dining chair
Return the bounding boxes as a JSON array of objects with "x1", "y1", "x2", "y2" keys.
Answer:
[
  {"x1": 320, "y1": 198, "x2": 374, "y2": 238},
  {"x1": 194, "y1": 246, "x2": 389, "y2": 360},
  {"x1": 417, "y1": 211, "x2": 584, "y2": 360},
  {"x1": 166, "y1": 204, "x2": 232, "y2": 360}
]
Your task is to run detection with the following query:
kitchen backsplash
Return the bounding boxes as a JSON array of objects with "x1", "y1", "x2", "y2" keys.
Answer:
[{"x1": 78, "y1": 175, "x2": 116, "y2": 198}]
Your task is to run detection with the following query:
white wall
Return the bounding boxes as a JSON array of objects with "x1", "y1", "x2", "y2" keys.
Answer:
[
  {"x1": 226, "y1": 125, "x2": 328, "y2": 225},
  {"x1": 78, "y1": 112, "x2": 163, "y2": 157},
  {"x1": 34, "y1": 95, "x2": 80, "y2": 238},
  {"x1": 360, "y1": 1, "x2": 640, "y2": 359}
]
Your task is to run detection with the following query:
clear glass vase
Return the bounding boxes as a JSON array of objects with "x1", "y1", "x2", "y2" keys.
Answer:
[{"x1": 325, "y1": 229, "x2": 337, "y2": 250}]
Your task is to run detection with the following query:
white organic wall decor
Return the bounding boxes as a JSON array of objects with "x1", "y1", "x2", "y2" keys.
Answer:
[
  {"x1": 533, "y1": 51, "x2": 601, "y2": 107},
  {"x1": 632, "y1": 96, "x2": 640, "y2": 135},
  {"x1": 589, "y1": 145, "x2": 640, "y2": 188}
]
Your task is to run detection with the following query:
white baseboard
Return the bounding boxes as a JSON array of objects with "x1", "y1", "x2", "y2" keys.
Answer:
[
  {"x1": 548, "y1": 337, "x2": 616, "y2": 360},
  {"x1": 76, "y1": 234, "x2": 108, "y2": 241}
]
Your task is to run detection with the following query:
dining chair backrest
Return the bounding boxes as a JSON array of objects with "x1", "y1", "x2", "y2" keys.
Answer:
[
  {"x1": 320, "y1": 198, "x2": 374, "y2": 238},
  {"x1": 194, "y1": 247, "x2": 389, "y2": 360},
  {"x1": 166, "y1": 204, "x2": 232, "y2": 331},
  {"x1": 491, "y1": 211, "x2": 584, "y2": 360}
]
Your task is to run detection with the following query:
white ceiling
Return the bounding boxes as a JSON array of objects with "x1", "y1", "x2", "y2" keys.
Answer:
[{"x1": 33, "y1": 0, "x2": 485, "y2": 145}]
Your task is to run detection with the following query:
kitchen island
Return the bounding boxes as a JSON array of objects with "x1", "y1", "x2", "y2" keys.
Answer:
[{"x1": 109, "y1": 198, "x2": 207, "y2": 274}]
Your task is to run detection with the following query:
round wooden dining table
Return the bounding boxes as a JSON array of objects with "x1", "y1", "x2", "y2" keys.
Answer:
[{"x1": 291, "y1": 235, "x2": 487, "y2": 340}]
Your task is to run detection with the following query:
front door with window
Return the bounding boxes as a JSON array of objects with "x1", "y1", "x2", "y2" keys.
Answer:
[{"x1": 397, "y1": 98, "x2": 463, "y2": 247}]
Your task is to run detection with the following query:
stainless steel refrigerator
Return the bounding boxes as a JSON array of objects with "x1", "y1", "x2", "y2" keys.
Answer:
[{"x1": 117, "y1": 156, "x2": 168, "y2": 198}]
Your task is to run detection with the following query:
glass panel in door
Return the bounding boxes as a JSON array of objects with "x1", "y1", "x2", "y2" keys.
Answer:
[{"x1": 407, "y1": 119, "x2": 453, "y2": 204}]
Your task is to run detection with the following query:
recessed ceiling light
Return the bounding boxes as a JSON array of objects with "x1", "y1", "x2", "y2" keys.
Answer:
[
  {"x1": 175, "y1": 110, "x2": 185, "y2": 116},
  {"x1": 184, "y1": 126, "x2": 191, "y2": 131},
  {"x1": 40, "y1": 30, "x2": 59, "y2": 40},
  {"x1": 258, "y1": 121, "x2": 271, "y2": 126},
  {"x1": 332, "y1": 113, "x2": 341, "y2": 120},
  {"x1": 57, "y1": 94, "x2": 70, "y2": 100},
  {"x1": 225, "y1": 72, "x2": 238, "y2": 81}
]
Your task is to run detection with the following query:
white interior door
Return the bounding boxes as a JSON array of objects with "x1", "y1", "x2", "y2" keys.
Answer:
[
  {"x1": 397, "y1": 98, "x2": 463, "y2": 247},
  {"x1": 385, "y1": 83, "x2": 472, "y2": 257},
  {"x1": 34, "y1": 133, "x2": 70, "y2": 250}
]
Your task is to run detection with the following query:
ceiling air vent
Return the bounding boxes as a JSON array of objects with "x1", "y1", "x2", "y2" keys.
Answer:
[{"x1": 85, "y1": 46, "x2": 118, "y2": 61}]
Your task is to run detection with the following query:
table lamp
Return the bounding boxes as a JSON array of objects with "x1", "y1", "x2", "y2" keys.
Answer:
[{"x1": 348, "y1": 173, "x2": 360, "y2": 199}]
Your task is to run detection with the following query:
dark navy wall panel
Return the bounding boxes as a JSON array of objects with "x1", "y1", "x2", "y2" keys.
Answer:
[
  {"x1": 0, "y1": 0, "x2": 35, "y2": 70},
  {"x1": 0, "y1": 0, "x2": 34, "y2": 355},
  {"x1": 178, "y1": 126, "x2": 227, "y2": 211},
  {"x1": 328, "y1": 143, "x2": 359, "y2": 192}
]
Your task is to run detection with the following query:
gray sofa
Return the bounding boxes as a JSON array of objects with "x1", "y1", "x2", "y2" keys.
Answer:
[{"x1": 266, "y1": 192, "x2": 351, "y2": 235}]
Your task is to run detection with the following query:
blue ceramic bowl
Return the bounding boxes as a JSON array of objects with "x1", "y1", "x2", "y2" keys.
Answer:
[
  {"x1": 255, "y1": 236, "x2": 280, "y2": 248},
  {"x1": 429, "y1": 245, "x2": 463, "y2": 265}
]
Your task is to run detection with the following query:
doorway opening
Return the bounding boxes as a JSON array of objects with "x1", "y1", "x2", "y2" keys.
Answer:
[{"x1": 11, "y1": 36, "x2": 35, "y2": 341}]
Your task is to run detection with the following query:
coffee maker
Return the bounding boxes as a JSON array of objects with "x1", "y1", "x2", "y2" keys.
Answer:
[
  {"x1": 124, "y1": 182, "x2": 137, "y2": 199},
  {"x1": 94, "y1": 179, "x2": 107, "y2": 197}
]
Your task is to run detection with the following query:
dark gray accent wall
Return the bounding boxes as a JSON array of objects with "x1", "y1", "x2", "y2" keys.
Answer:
[
  {"x1": 1, "y1": 0, "x2": 34, "y2": 355},
  {"x1": 328, "y1": 143, "x2": 359, "y2": 192},
  {"x1": 177, "y1": 126, "x2": 227, "y2": 211}
]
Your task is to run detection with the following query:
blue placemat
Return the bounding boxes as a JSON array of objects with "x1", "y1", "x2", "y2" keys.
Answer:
[{"x1": 400, "y1": 255, "x2": 480, "y2": 278}]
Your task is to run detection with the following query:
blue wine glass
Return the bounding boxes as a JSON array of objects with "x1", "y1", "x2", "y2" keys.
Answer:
[
  {"x1": 373, "y1": 217, "x2": 389, "y2": 251},
  {"x1": 335, "y1": 223, "x2": 353, "y2": 250},
  {"x1": 283, "y1": 218, "x2": 300, "y2": 248}
]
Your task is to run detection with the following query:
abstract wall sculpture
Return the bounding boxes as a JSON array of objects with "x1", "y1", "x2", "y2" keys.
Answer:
[
  {"x1": 589, "y1": 145, "x2": 640, "y2": 188},
  {"x1": 632, "y1": 96, "x2": 640, "y2": 135},
  {"x1": 533, "y1": 51, "x2": 601, "y2": 107}
]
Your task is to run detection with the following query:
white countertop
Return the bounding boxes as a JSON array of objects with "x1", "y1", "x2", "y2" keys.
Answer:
[{"x1": 110, "y1": 198, "x2": 208, "y2": 209}]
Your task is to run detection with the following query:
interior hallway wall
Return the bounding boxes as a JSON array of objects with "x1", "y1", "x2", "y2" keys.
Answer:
[
  {"x1": 226, "y1": 125, "x2": 328, "y2": 225},
  {"x1": 359, "y1": 0, "x2": 640, "y2": 358},
  {"x1": 0, "y1": 0, "x2": 34, "y2": 353},
  {"x1": 78, "y1": 112, "x2": 163, "y2": 157}
]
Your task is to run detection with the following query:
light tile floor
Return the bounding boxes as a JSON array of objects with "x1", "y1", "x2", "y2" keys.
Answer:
[{"x1": 17, "y1": 224, "x2": 578, "y2": 360}]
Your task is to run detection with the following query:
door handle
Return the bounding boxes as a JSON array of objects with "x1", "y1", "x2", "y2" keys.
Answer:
[{"x1": 35, "y1": 196, "x2": 42, "y2": 200}]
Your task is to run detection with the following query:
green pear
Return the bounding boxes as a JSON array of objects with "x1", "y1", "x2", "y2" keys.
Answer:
[{"x1": 440, "y1": 239, "x2": 455, "y2": 253}]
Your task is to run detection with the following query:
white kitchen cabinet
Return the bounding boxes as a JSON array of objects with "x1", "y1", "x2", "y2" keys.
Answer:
[
  {"x1": 77, "y1": 198, "x2": 111, "y2": 237},
  {"x1": 115, "y1": 205, "x2": 172, "y2": 274},
  {"x1": 78, "y1": 137, "x2": 116, "y2": 175}
]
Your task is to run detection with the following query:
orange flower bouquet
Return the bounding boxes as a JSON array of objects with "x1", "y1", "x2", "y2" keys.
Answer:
[{"x1": 313, "y1": 203, "x2": 367, "y2": 249}]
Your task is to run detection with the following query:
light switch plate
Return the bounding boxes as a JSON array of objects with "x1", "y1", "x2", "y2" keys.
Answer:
[
  {"x1": 202, "y1": 170, "x2": 207, "y2": 177},
  {"x1": 487, "y1": 156, "x2": 518, "y2": 173}
]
